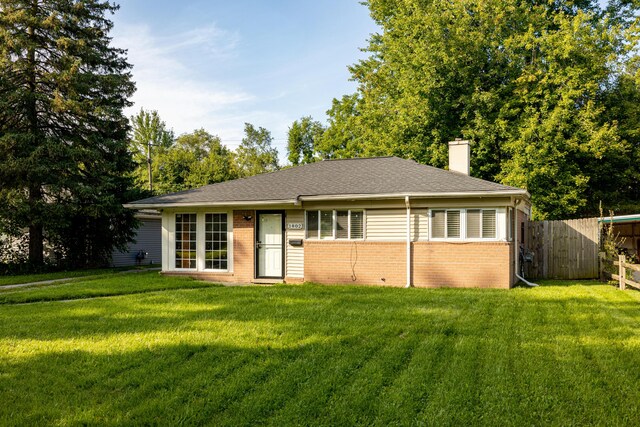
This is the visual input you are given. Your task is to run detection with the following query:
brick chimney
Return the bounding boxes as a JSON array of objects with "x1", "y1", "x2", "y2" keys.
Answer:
[{"x1": 448, "y1": 139, "x2": 470, "y2": 175}]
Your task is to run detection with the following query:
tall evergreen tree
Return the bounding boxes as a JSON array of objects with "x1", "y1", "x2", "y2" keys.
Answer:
[
  {"x1": 0, "y1": 0, "x2": 136, "y2": 266},
  {"x1": 323, "y1": 0, "x2": 640, "y2": 219}
]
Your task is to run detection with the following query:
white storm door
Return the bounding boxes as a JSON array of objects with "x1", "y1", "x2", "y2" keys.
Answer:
[{"x1": 257, "y1": 213, "x2": 283, "y2": 277}]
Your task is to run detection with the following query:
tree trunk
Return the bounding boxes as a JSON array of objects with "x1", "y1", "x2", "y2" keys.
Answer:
[
  {"x1": 28, "y1": 223, "x2": 44, "y2": 265},
  {"x1": 28, "y1": 184, "x2": 43, "y2": 265},
  {"x1": 26, "y1": 2, "x2": 43, "y2": 266}
]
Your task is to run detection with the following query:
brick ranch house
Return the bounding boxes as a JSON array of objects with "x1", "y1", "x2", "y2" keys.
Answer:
[{"x1": 126, "y1": 140, "x2": 531, "y2": 288}]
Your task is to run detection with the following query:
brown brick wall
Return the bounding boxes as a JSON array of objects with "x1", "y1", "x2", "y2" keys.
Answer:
[
  {"x1": 304, "y1": 241, "x2": 407, "y2": 287},
  {"x1": 412, "y1": 242, "x2": 513, "y2": 288},
  {"x1": 304, "y1": 240, "x2": 513, "y2": 288},
  {"x1": 232, "y1": 210, "x2": 255, "y2": 282}
]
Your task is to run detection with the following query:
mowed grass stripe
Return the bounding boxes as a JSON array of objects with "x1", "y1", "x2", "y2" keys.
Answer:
[
  {"x1": 0, "y1": 271, "x2": 218, "y2": 305},
  {"x1": 226, "y1": 293, "x2": 401, "y2": 425}
]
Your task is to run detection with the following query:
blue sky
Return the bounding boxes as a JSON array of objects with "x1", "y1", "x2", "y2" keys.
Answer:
[{"x1": 111, "y1": 1, "x2": 378, "y2": 161}]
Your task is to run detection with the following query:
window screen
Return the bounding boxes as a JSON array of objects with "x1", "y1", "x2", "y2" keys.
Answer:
[
  {"x1": 482, "y1": 210, "x2": 496, "y2": 238},
  {"x1": 175, "y1": 213, "x2": 196, "y2": 269},
  {"x1": 306, "y1": 211, "x2": 319, "y2": 239},
  {"x1": 466, "y1": 209, "x2": 481, "y2": 238},
  {"x1": 431, "y1": 210, "x2": 445, "y2": 238},
  {"x1": 306, "y1": 210, "x2": 365, "y2": 240},
  {"x1": 447, "y1": 210, "x2": 461, "y2": 238},
  {"x1": 350, "y1": 211, "x2": 364, "y2": 239},
  {"x1": 336, "y1": 211, "x2": 349, "y2": 239},
  {"x1": 205, "y1": 213, "x2": 227, "y2": 270},
  {"x1": 320, "y1": 211, "x2": 333, "y2": 239}
]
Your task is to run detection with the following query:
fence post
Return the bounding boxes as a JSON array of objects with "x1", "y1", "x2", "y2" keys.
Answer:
[{"x1": 619, "y1": 254, "x2": 626, "y2": 290}]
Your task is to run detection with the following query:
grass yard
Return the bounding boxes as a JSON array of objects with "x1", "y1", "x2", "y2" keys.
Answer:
[
  {"x1": 0, "y1": 264, "x2": 160, "y2": 287},
  {"x1": 1, "y1": 274, "x2": 640, "y2": 425}
]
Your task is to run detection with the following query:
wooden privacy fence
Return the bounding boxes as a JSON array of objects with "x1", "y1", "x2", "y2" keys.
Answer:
[
  {"x1": 612, "y1": 255, "x2": 640, "y2": 290},
  {"x1": 525, "y1": 217, "x2": 600, "y2": 280}
]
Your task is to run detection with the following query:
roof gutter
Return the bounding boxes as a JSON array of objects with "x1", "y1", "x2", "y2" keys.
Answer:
[
  {"x1": 298, "y1": 190, "x2": 529, "y2": 202},
  {"x1": 405, "y1": 196, "x2": 411, "y2": 288},
  {"x1": 598, "y1": 214, "x2": 640, "y2": 224},
  {"x1": 123, "y1": 190, "x2": 530, "y2": 210},
  {"x1": 123, "y1": 199, "x2": 299, "y2": 210},
  {"x1": 514, "y1": 198, "x2": 538, "y2": 288}
]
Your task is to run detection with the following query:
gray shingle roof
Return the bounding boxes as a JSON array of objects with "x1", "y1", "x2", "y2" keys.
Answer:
[{"x1": 127, "y1": 156, "x2": 526, "y2": 207}]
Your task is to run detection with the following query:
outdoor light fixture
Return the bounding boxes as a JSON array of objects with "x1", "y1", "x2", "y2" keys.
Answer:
[{"x1": 243, "y1": 215, "x2": 253, "y2": 221}]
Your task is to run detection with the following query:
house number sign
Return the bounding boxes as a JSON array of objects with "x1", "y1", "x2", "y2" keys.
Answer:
[{"x1": 287, "y1": 223, "x2": 303, "y2": 230}]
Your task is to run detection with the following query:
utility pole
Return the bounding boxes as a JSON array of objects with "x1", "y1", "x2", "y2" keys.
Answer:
[{"x1": 147, "y1": 140, "x2": 153, "y2": 192}]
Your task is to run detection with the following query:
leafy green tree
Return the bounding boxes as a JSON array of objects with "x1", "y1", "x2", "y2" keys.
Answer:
[
  {"x1": 236, "y1": 123, "x2": 279, "y2": 177},
  {"x1": 316, "y1": 94, "x2": 364, "y2": 159},
  {"x1": 0, "y1": 0, "x2": 137, "y2": 266},
  {"x1": 129, "y1": 108, "x2": 174, "y2": 191},
  {"x1": 324, "y1": 0, "x2": 639, "y2": 219},
  {"x1": 154, "y1": 129, "x2": 236, "y2": 193},
  {"x1": 287, "y1": 116, "x2": 325, "y2": 165}
]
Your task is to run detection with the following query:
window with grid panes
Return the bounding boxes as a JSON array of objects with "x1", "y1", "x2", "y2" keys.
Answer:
[
  {"x1": 175, "y1": 213, "x2": 197, "y2": 269},
  {"x1": 205, "y1": 213, "x2": 228, "y2": 270}
]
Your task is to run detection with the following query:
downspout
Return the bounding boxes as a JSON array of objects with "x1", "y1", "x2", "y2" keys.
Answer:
[
  {"x1": 405, "y1": 196, "x2": 411, "y2": 288},
  {"x1": 514, "y1": 199, "x2": 538, "y2": 287}
]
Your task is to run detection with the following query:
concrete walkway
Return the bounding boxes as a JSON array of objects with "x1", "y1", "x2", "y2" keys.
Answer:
[{"x1": 0, "y1": 268, "x2": 161, "y2": 290}]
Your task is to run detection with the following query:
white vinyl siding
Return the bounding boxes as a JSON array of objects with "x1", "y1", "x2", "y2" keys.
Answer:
[
  {"x1": 411, "y1": 210, "x2": 429, "y2": 241},
  {"x1": 366, "y1": 209, "x2": 405, "y2": 240},
  {"x1": 366, "y1": 209, "x2": 428, "y2": 241},
  {"x1": 285, "y1": 210, "x2": 304, "y2": 278}
]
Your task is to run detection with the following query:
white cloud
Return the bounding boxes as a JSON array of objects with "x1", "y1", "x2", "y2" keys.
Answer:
[{"x1": 111, "y1": 23, "x2": 254, "y2": 137}]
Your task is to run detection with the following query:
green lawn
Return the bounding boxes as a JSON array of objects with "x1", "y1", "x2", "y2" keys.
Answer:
[
  {"x1": 0, "y1": 264, "x2": 159, "y2": 287},
  {"x1": 1, "y1": 274, "x2": 640, "y2": 425}
]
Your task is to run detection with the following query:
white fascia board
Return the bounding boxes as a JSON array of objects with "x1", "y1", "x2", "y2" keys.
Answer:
[
  {"x1": 124, "y1": 190, "x2": 530, "y2": 210},
  {"x1": 298, "y1": 190, "x2": 529, "y2": 202},
  {"x1": 123, "y1": 199, "x2": 298, "y2": 210}
]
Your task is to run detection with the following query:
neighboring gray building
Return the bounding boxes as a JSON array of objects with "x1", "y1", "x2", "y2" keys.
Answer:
[{"x1": 111, "y1": 210, "x2": 162, "y2": 267}]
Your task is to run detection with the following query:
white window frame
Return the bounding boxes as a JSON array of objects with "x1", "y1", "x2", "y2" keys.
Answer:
[
  {"x1": 429, "y1": 208, "x2": 500, "y2": 242},
  {"x1": 305, "y1": 209, "x2": 365, "y2": 240},
  {"x1": 203, "y1": 212, "x2": 230, "y2": 272},
  {"x1": 465, "y1": 208, "x2": 498, "y2": 241},
  {"x1": 174, "y1": 212, "x2": 198, "y2": 270},
  {"x1": 429, "y1": 209, "x2": 463, "y2": 241}
]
